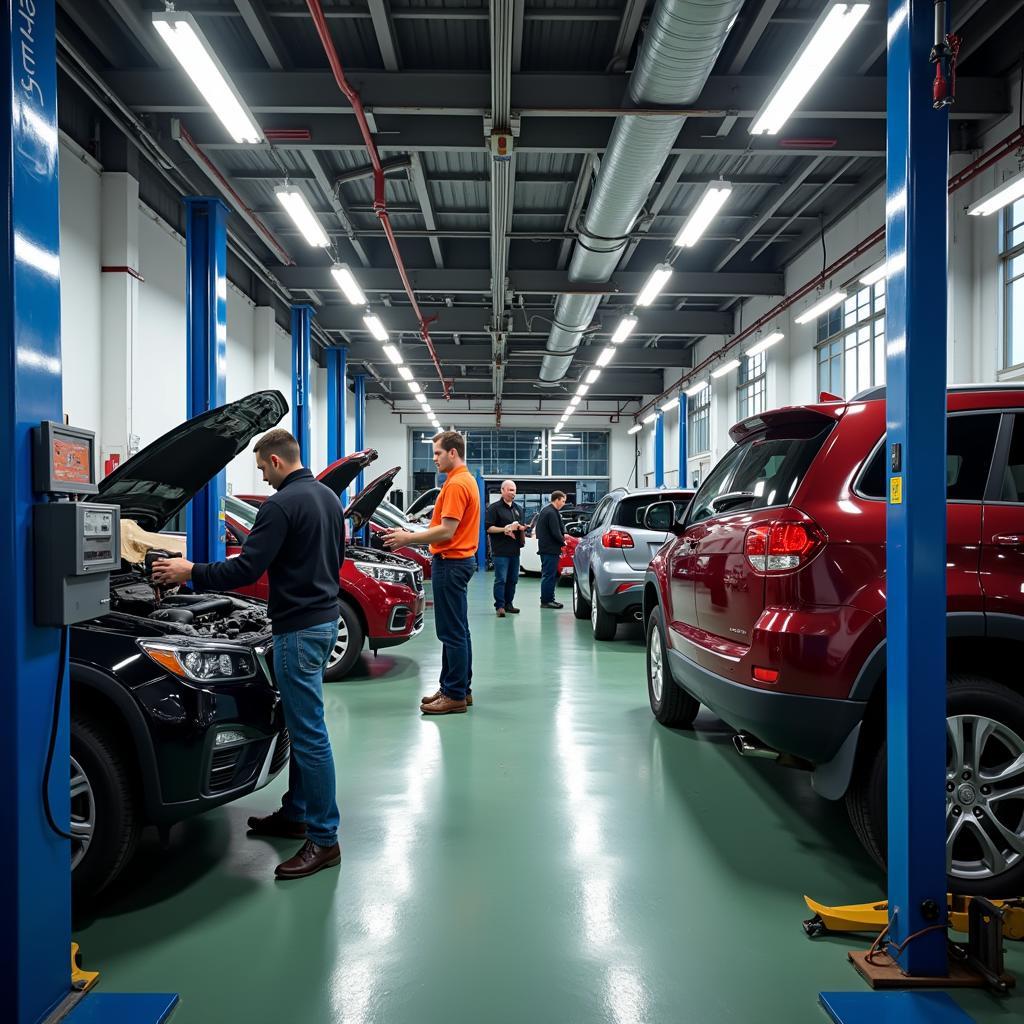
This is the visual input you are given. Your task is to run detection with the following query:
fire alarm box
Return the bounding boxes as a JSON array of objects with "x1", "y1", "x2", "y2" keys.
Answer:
[{"x1": 489, "y1": 132, "x2": 513, "y2": 163}]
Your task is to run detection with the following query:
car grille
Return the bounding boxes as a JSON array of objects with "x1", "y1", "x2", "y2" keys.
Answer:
[
  {"x1": 270, "y1": 730, "x2": 290, "y2": 774},
  {"x1": 413, "y1": 613, "x2": 424, "y2": 632},
  {"x1": 413, "y1": 567, "x2": 424, "y2": 592},
  {"x1": 206, "y1": 739, "x2": 266, "y2": 795}
]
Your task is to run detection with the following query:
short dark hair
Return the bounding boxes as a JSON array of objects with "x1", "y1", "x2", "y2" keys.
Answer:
[
  {"x1": 433, "y1": 430, "x2": 465, "y2": 459},
  {"x1": 551, "y1": 490, "x2": 567, "y2": 502},
  {"x1": 254, "y1": 428, "x2": 301, "y2": 463}
]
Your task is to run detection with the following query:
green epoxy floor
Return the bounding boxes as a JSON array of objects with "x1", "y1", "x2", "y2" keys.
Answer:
[{"x1": 75, "y1": 576, "x2": 1024, "y2": 1023}]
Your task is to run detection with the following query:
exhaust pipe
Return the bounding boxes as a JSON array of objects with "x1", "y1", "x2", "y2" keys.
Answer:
[
  {"x1": 732, "y1": 732, "x2": 781, "y2": 761},
  {"x1": 632, "y1": 610, "x2": 643, "y2": 622}
]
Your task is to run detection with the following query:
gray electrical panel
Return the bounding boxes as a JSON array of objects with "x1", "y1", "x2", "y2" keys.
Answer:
[{"x1": 34, "y1": 502, "x2": 121, "y2": 626}]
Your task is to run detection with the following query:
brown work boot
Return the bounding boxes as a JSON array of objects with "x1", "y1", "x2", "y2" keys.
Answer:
[
  {"x1": 422, "y1": 689, "x2": 472, "y2": 706},
  {"x1": 422, "y1": 695, "x2": 468, "y2": 715},
  {"x1": 496, "y1": 607, "x2": 506, "y2": 618},
  {"x1": 505, "y1": 605, "x2": 521, "y2": 614},
  {"x1": 274, "y1": 839, "x2": 341, "y2": 880},
  {"x1": 247, "y1": 809, "x2": 307, "y2": 839}
]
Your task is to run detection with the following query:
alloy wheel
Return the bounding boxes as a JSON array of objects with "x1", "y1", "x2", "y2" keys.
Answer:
[
  {"x1": 590, "y1": 591, "x2": 598, "y2": 629},
  {"x1": 573, "y1": 578, "x2": 579, "y2": 611},
  {"x1": 945, "y1": 714, "x2": 1024, "y2": 881},
  {"x1": 326, "y1": 616, "x2": 350, "y2": 669},
  {"x1": 649, "y1": 626, "x2": 664, "y2": 703},
  {"x1": 70, "y1": 755, "x2": 95, "y2": 871}
]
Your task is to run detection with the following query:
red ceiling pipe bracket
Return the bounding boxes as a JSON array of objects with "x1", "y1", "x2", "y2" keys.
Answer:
[
  {"x1": 305, "y1": 0, "x2": 452, "y2": 400},
  {"x1": 636, "y1": 123, "x2": 1024, "y2": 419}
]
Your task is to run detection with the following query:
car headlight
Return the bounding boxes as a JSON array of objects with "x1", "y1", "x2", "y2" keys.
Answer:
[
  {"x1": 351, "y1": 561, "x2": 415, "y2": 590},
  {"x1": 139, "y1": 641, "x2": 257, "y2": 683}
]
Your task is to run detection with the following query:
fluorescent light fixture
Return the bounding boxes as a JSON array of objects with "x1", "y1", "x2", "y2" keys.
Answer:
[
  {"x1": 275, "y1": 186, "x2": 330, "y2": 248},
  {"x1": 408, "y1": 381, "x2": 421, "y2": 394},
  {"x1": 674, "y1": 180, "x2": 733, "y2": 248},
  {"x1": 576, "y1": 383, "x2": 589, "y2": 396},
  {"x1": 794, "y1": 290, "x2": 847, "y2": 325},
  {"x1": 967, "y1": 166, "x2": 1024, "y2": 217},
  {"x1": 627, "y1": 423, "x2": 643, "y2": 435},
  {"x1": 858, "y1": 263, "x2": 887, "y2": 287},
  {"x1": 611, "y1": 315, "x2": 638, "y2": 344},
  {"x1": 381, "y1": 343, "x2": 402, "y2": 365},
  {"x1": 397, "y1": 365, "x2": 413, "y2": 381},
  {"x1": 569, "y1": 396, "x2": 581, "y2": 407},
  {"x1": 416, "y1": 393, "x2": 429, "y2": 405},
  {"x1": 595, "y1": 346, "x2": 615, "y2": 368},
  {"x1": 363, "y1": 314, "x2": 389, "y2": 341},
  {"x1": 330, "y1": 263, "x2": 366, "y2": 305},
  {"x1": 750, "y1": 4, "x2": 870, "y2": 136},
  {"x1": 152, "y1": 12, "x2": 262, "y2": 144},
  {"x1": 685, "y1": 380, "x2": 708, "y2": 397},
  {"x1": 636, "y1": 263, "x2": 673, "y2": 307},
  {"x1": 747, "y1": 331, "x2": 785, "y2": 356},
  {"x1": 585, "y1": 368, "x2": 601, "y2": 384},
  {"x1": 661, "y1": 397, "x2": 680, "y2": 412},
  {"x1": 642, "y1": 413, "x2": 658, "y2": 425},
  {"x1": 711, "y1": 359, "x2": 741, "y2": 379}
]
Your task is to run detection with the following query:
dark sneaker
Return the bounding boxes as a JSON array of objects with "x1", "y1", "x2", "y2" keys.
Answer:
[
  {"x1": 505, "y1": 605, "x2": 521, "y2": 614},
  {"x1": 275, "y1": 839, "x2": 341, "y2": 880},
  {"x1": 541, "y1": 601, "x2": 564, "y2": 609},
  {"x1": 247, "y1": 810, "x2": 307, "y2": 839}
]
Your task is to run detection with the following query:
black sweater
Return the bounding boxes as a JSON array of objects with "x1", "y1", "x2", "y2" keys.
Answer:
[
  {"x1": 534, "y1": 503, "x2": 566, "y2": 555},
  {"x1": 192, "y1": 468, "x2": 345, "y2": 634}
]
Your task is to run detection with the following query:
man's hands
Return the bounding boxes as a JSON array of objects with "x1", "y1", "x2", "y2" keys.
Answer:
[
  {"x1": 152, "y1": 557, "x2": 194, "y2": 586},
  {"x1": 383, "y1": 529, "x2": 417, "y2": 551},
  {"x1": 503, "y1": 522, "x2": 525, "y2": 537}
]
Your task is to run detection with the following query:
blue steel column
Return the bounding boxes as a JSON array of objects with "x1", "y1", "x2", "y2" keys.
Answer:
[
  {"x1": 353, "y1": 373, "x2": 366, "y2": 499},
  {"x1": 654, "y1": 415, "x2": 665, "y2": 487},
  {"x1": 291, "y1": 304, "x2": 314, "y2": 466},
  {"x1": 678, "y1": 395, "x2": 688, "y2": 487},
  {"x1": 327, "y1": 346, "x2": 348, "y2": 503},
  {"x1": 883, "y1": 0, "x2": 950, "y2": 978},
  {"x1": 476, "y1": 471, "x2": 487, "y2": 572},
  {"x1": 184, "y1": 197, "x2": 228, "y2": 565}
]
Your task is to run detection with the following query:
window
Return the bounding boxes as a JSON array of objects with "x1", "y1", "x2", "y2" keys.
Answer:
[
  {"x1": 588, "y1": 494, "x2": 617, "y2": 532},
  {"x1": 550, "y1": 431, "x2": 609, "y2": 477},
  {"x1": 857, "y1": 413, "x2": 1002, "y2": 501},
  {"x1": 1002, "y1": 199, "x2": 1024, "y2": 369},
  {"x1": 614, "y1": 491, "x2": 692, "y2": 529},
  {"x1": 998, "y1": 415, "x2": 1024, "y2": 502},
  {"x1": 738, "y1": 352, "x2": 766, "y2": 420},
  {"x1": 816, "y1": 280, "x2": 886, "y2": 398},
  {"x1": 687, "y1": 384, "x2": 710, "y2": 456}
]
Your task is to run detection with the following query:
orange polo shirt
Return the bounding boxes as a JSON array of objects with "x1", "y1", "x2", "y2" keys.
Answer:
[{"x1": 429, "y1": 464, "x2": 481, "y2": 559}]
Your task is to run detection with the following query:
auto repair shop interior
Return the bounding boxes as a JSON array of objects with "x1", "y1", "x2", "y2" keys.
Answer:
[{"x1": 7, "y1": 2, "x2": 1024, "y2": 1023}]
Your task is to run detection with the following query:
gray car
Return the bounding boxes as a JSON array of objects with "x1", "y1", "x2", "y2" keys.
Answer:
[{"x1": 571, "y1": 487, "x2": 694, "y2": 640}]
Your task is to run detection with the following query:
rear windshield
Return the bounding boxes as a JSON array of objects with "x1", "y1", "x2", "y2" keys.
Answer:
[
  {"x1": 614, "y1": 492, "x2": 692, "y2": 528},
  {"x1": 688, "y1": 421, "x2": 834, "y2": 525}
]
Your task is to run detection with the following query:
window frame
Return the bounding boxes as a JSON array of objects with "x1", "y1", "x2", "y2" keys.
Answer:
[
  {"x1": 1001, "y1": 199, "x2": 1024, "y2": 372},
  {"x1": 737, "y1": 351, "x2": 767, "y2": 421},
  {"x1": 814, "y1": 279, "x2": 886, "y2": 399},
  {"x1": 687, "y1": 384, "x2": 711, "y2": 457}
]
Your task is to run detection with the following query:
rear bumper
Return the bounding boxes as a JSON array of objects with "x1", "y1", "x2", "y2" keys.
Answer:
[
  {"x1": 665, "y1": 647, "x2": 865, "y2": 765},
  {"x1": 595, "y1": 580, "x2": 645, "y2": 616}
]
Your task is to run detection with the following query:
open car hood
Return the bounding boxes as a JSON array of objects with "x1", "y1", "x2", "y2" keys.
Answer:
[
  {"x1": 97, "y1": 390, "x2": 288, "y2": 533},
  {"x1": 317, "y1": 449, "x2": 379, "y2": 497},
  {"x1": 406, "y1": 487, "x2": 440, "y2": 517},
  {"x1": 344, "y1": 467, "x2": 401, "y2": 525}
]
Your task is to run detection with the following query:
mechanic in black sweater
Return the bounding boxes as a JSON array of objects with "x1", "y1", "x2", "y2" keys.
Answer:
[
  {"x1": 535, "y1": 490, "x2": 568, "y2": 609},
  {"x1": 152, "y1": 428, "x2": 343, "y2": 881}
]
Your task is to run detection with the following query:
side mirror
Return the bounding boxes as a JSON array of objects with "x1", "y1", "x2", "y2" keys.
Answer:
[{"x1": 643, "y1": 500, "x2": 685, "y2": 535}]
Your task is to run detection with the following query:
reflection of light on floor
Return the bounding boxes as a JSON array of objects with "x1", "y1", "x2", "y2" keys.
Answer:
[
  {"x1": 331, "y1": 958, "x2": 376, "y2": 1024},
  {"x1": 605, "y1": 965, "x2": 650, "y2": 1024}
]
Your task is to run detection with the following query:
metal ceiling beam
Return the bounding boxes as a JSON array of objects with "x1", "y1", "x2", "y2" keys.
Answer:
[
  {"x1": 727, "y1": 0, "x2": 783, "y2": 74},
  {"x1": 366, "y1": 0, "x2": 401, "y2": 71},
  {"x1": 57, "y1": 0, "x2": 124, "y2": 66},
  {"x1": 275, "y1": 266, "x2": 783, "y2": 297},
  {"x1": 104, "y1": 0, "x2": 173, "y2": 68},
  {"x1": 606, "y1": 0, "x2": 647, "y2": 74},
  {"x1": 302, "y1": 150, "x2": 370, "y2": 267},
  {"x1": 557, "y1": 154, "x2": 597, "y2": 270},
  {"x1": 104, "y1": 70, "x2": 1006, "y2": 121},
  {"x1": 511, "y1": 0, "x2": 525, "y2": 73},
  {"x1": 233, "y1": 0, "x2": 289, "y2": 70},
  {"x1": 339, "y1": 342, "x2": 694, "y2": 369},
  {"x1": 317, "y1": 306, "x2": 733, "y2": 336},
  {"x1": 363, "y1": 374, "x2": 667, "y2": 398},
  {"x1": 957, "y1": 0, "x2": 1024, "y2": 63},
  {"x1": 407, "y1": 153, "x2": 443, "y2": 268}
]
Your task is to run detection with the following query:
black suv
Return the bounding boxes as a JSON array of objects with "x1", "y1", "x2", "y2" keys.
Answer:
[{"x1": 70, "y1": 391, "x2": 290, "y2": 898}]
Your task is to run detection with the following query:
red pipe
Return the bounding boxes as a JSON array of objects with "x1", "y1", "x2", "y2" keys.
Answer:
[
  {"x1": 636, "y1": 124, "x2": 1024, "y2": 418},
  {"x1": 305, "y1": 0, "x2": 452, "y2": 400}
]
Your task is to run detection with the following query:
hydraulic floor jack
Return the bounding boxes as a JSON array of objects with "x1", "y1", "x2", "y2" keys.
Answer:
[{"x1": 804, "y1": 894, "x2": 1022, "y2": 993}]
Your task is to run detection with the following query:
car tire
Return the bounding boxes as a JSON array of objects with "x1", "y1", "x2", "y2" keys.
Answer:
[
  {"x1": 572, "y1": 575, "x2": 590, "y2": 620},
  {"x1": 590, "y1": 582, "x2": 617, "y2": 641},
  {"x1": 646, "y1": 608, "x2": 699, "y2": 728},
  {"x1": 71, "y1": 714, "x2": 140, "y2": 901},
  {"x1": 845, "y1": 673, "x2": 1024, "y2": 897},
  {"x1": 323, "y1": 601, "x2": 365, "y2": 681}
]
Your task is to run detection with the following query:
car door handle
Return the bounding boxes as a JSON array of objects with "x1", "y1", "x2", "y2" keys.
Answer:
[{"x1": 993, "y1": 534, "x2": 1024, "y2": 547}]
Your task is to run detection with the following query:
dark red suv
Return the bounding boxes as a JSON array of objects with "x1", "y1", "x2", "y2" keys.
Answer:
[{"x1": 643, "y1": 385, "x2": 1024, "y2": 896}]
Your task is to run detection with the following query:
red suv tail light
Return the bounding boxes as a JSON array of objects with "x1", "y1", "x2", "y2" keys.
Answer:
[
  {"x1": 602, "y1": 529, "x2": 635, "y2": 549},
  {"x1": 744, "y1": 521, "x2": 823, "y2": 572}
]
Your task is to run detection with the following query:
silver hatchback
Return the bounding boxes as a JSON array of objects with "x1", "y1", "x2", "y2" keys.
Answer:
[{"x1": 571, "y1": 488, "x2": 694, "y2": 640}]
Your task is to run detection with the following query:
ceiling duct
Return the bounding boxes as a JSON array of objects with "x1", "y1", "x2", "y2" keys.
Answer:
[{"x1": 539, "y1": 0, "x2": 744, "y2": 382}]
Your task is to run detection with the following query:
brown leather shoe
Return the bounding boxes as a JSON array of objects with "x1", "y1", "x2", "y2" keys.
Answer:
[
  {"x1": 247, "y1": 810, "x2": 307, "y2": 839},
  {"x1": 506, "y1": 605, "x2": 521, "y2": 614},
  {"x1": 496, "y1": 607, "x2": 506, "y2": 618},
  {"x1": 274, "y1": 839, "x2": 341, "y2": 880},
  {"x1": 421, "y1": 695, "x2": 468, "y2": 715},
  {"x1": 422, "y1": 689, "x2": 472, "y2": 706}
]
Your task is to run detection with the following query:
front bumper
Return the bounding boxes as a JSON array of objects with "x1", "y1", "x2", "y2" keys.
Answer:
[
  {"x1": 369, "y1": 592, "x2": 426, "y2": 648},
  {"x1": 665, "y1": 646, "x2": 865, "y2": 765}
]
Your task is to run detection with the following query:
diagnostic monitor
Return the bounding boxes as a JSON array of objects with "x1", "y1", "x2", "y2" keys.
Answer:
[{"x1": 33, "y1": 421, "x2": 98, "y2": 495}]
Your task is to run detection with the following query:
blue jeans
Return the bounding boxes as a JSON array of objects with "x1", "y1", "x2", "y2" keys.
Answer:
[
  {"x1": 492, "y1": 554, "x2": 520, "y2": 609},
  {"x1": 275, "y1": 622, "x2": 340, "y2": 847},
  {"x1": 431, "y1": 555, "x2": 474, "y2": 700},
  {"x1": 540, "y1": 553, "x2": 560, "y2": 604}
]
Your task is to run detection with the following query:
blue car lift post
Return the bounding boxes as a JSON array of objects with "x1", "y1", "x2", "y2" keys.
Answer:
[
  {"x1": 821, "y1": 1, "x2": 971, "y2": 1019},
  {"x1": 326, "y1": 346, "x2": 348, "y2": 503},
  {"x1": 291, "y1": 304, "x2": 314, "y2": 467},
  {"x1": 353, "y1": 372, "x2": 367, "y2": 540},
  {"x1": 653, "y1": 413, "x2": 665, "y2": 487},
  {"x1": 184, "y1": 196, "x2": 229, "y2": 566},
  {"x1": 678, "y1": 394, "x2": 687, "y2": 489},
  {"x1": 0, "y1": 3, "x2": 175, "y2": 1021}
]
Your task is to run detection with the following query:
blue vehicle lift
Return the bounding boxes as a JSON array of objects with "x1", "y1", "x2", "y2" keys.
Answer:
[
  {"x1": 653, "y1": 414, "x2": 665, "y2": 487},
  {"x1": 184, "y1": 196, "x2": 229, "y2": 567},
  {"x1": 353, "y1": 373, "x2": 367, "y2": 498},
  {"x1": 291, "y1": 304, "x2": 314, "y2": 467},
  {"x1": 822, "y1": 0, "x2": 966, "y2": 1018},
  {"x1": 326, "y1": 346, "x2": 348, "y2": 505},
  {"x1": 678, "y1": 395, "x2": 688, "y2": 488},
  {"x1": 1, "y1": 2, "x2": 175, "y2": 1021}
]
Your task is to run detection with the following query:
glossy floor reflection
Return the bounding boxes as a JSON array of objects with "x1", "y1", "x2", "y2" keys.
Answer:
[{"x1": 75, "y1": 577, "x2": 1023, "y2": 1023}]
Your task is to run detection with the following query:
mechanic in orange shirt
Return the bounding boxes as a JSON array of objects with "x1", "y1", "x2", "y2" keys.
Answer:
[{"x1": 383, "y1": 430, "x2": 480, "y2": 715}]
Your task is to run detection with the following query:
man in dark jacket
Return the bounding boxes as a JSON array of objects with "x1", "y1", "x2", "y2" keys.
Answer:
[
  {"x1": 535, "y1": 490, "x2": 567, "y2": 609},
  {"x1": 484, "y1": 479, "x2": 525, "y2": 617},
  {"x1": 152, "y1": 428, "x2": 343, "y2": 881}
]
